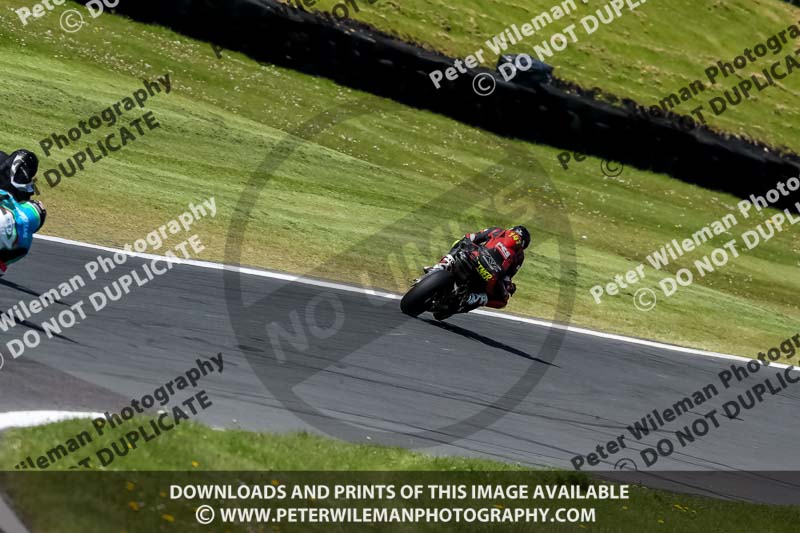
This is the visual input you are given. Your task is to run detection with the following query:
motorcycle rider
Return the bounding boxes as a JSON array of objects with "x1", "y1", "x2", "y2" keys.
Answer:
[
  {"x1": 427, "y1": 225, "x2": 530, "y2": 320},
  {"x1": 0, "y1": 149, "x2": 46, "y2": 272}
]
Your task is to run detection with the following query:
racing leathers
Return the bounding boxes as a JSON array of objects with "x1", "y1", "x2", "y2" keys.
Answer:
[
  {"x1": 433, "y1": 227, "x2": 524, "y2": 314},
  {"x1": 0, "y1": 189, "x2": 45, "y2": 272}
]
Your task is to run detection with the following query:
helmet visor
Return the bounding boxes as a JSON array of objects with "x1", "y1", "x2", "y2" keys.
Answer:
[{"x1": 10, "y1": 157, "x2": 34, "y2": 193}]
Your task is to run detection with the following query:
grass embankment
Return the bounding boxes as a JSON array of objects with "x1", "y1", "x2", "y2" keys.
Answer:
[
  {"x1": 1, "y1": 418, "x2": 799, "y2": 532},
  {"x1": 0, "y1": 1, "x2": 798, "y2": 357},
  {"x1": 302, "y1": 0, "x2": 800, "y2": 152}
]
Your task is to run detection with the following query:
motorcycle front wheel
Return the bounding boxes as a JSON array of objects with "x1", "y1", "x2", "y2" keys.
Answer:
[{"x1": 400, "y1": 269, "x2": 453, "y2": 317}]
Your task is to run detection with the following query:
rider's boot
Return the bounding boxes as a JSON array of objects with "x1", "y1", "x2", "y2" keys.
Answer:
[
  {"x1": 434, "y1": 292, "x2": 487, "y2": 321},
  {"x1": 424, "y1": 254, "x2": 455, "y2": 274},
  {"x1": 460, "y1": 292, "x2": 488, "y2": 313}
]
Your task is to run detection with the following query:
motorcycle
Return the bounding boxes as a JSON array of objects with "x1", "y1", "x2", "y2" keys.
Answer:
[{"x1": 400, "y1": 241, "x2": 503, "y2": 318}]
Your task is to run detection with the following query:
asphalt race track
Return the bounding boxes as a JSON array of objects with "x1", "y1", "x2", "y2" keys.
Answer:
[{"x1": 1, "y1": 237, "x2": 799, "y2": 503}]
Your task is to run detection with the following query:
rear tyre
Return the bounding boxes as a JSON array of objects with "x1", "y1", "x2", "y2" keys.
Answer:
[{"x1": 400, "y1": 270, "x2": 453, "y2": 317}]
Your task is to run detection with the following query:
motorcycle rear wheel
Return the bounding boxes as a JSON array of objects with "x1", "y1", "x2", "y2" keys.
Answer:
[{"x1": 400, "y1": 270, "x2": 453, "y2": 317}]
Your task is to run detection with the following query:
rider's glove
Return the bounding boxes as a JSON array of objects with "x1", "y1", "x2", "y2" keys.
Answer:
[
  {"x1": 506, "y1": 281, "x2": 516, "y2": 297},
  {"x1": 31, "y1": 200, "x2": 46, "y2": 229}
]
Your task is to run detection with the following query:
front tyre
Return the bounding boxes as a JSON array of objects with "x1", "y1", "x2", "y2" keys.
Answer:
[{"x1": 400, "y1": 270, "x2": 453, "y2": 317}]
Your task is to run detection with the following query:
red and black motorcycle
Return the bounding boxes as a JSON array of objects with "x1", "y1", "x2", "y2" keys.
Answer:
[{"x1": 400, "y1": 241, "x2": 502, "y2": 318}]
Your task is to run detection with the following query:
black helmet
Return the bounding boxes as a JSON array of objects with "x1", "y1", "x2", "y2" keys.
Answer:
[
  {"x1": 7, "y1": 150, "x2": 38, "y2": 194},
  {"x1": 509, "y1": 225, "x2": 531, "y2": 249}
]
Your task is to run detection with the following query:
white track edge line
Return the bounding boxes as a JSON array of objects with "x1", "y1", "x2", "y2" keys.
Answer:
[
  {"x1": 0, "y1": 410, "x2": 102, "y2": 431},
  {"x1": 34, "y1": 234, "x2": 795, "y2": 370}
]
